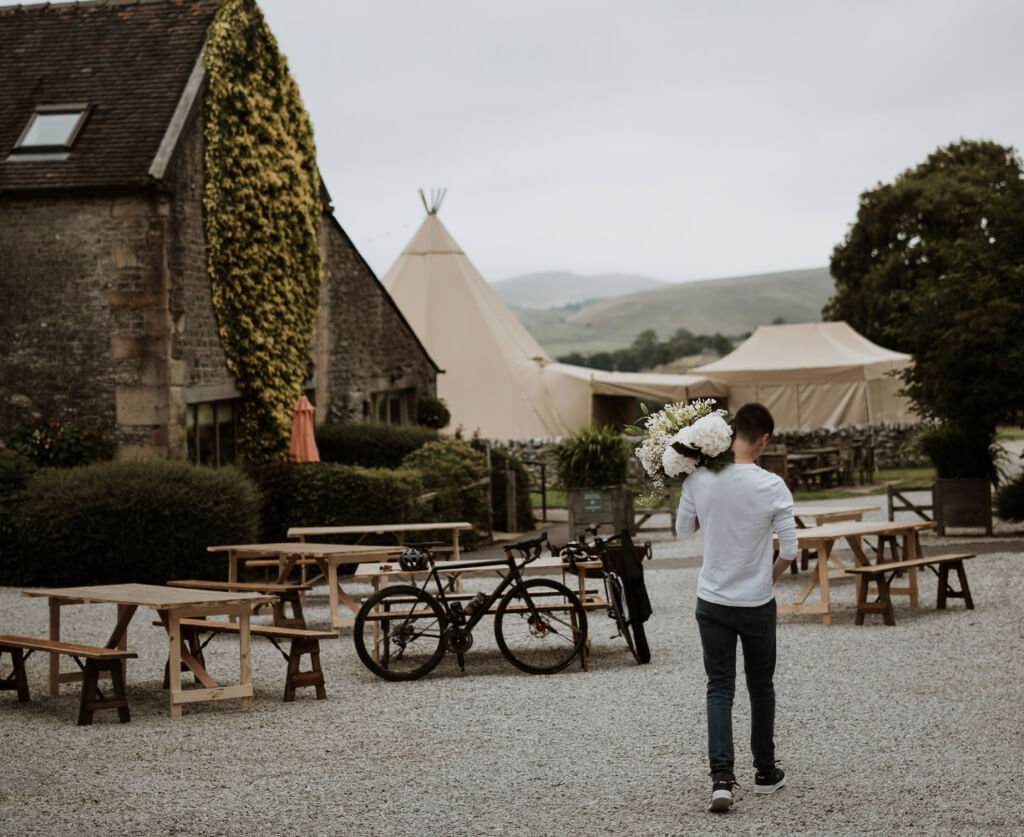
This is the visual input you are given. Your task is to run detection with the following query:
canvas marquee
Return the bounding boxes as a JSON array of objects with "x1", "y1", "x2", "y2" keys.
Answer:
[{"x1": 690, "y1": 321, "x2": 917, "y2": 431}]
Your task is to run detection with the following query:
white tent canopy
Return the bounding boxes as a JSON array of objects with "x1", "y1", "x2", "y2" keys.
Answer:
[
  {"x1": 691, "y1": 321, "x2": 917, "y2": 430},
  {"x1": 381, "y1": 210, "x2": 723, "y2": 439}
]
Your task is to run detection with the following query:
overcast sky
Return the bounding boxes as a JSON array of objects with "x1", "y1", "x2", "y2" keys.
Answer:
[{"x1": 258, "y1": 0, "x2": 1024, "y2": 284}]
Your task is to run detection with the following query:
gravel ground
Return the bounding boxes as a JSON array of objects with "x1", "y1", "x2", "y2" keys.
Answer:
[{"x1": 3, "y1": 508, "x2": 1023, "y2": 836}]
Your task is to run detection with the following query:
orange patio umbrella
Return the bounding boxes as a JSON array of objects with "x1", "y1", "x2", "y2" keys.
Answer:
[{"x1": 288, "y1": 395, "x2": 320, "y2": 463}]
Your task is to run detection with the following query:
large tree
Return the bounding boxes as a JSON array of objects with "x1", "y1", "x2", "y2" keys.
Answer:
[{"x1": 825, "y1": 139, "x2": 1024, "y2": 471}]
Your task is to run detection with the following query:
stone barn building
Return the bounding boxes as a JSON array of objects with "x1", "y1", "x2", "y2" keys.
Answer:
[{"x1": 0, "y1": 0, "x2": 438, "y2": 463}]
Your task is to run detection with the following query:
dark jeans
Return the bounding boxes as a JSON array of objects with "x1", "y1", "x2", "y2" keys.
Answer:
[{"x1": 695, "y1": 597, "x2": 777, "y2": 781}]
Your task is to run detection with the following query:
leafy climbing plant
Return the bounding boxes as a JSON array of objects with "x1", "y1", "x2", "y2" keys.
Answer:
[{"x1": 203, "y1": 0, "x2": 322, "y2": 460}]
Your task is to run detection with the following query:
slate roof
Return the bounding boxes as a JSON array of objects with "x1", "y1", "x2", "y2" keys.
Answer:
[{"x1": 0, "y1": 0, "x2": 221, "y2": 194}]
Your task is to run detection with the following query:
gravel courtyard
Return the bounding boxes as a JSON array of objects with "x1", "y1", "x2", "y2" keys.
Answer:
[{"x1": 2, "y1": 513, "x2": 1022, "y2": 836}]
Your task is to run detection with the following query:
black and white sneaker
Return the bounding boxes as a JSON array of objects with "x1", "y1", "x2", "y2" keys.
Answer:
[
  {"x1": 708, "y1": 779, "x2": 736, "y2": 812},
  {"x1": 754, "y1": 766, "x2": 786, "y2": 794}
]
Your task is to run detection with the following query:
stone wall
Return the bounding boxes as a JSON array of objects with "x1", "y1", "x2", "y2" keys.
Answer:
[
  {"x1": 485, "y1": 421, "x2": 931, "y2": 493},
  {"x1": 318, "y1": 217, "x2": 437, "y2": 423},
  {"x1": 769, "y1": 423, "x2": 929, "y2": 469},
  {"x1": 0, "y1": 114, "x2": 436, "y2": 459},
  {"x1": 0, "y1": 193, "x2": 170, "y2": 454}
]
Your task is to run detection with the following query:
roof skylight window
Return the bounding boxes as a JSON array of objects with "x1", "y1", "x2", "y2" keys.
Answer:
[{"x1": 14, "y1": 104, "x2": 90, "y2": 151}]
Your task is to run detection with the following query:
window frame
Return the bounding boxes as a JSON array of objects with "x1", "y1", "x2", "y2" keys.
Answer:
[{"x1": 13, "y1": 104, "x2": 91, "y2": 152}]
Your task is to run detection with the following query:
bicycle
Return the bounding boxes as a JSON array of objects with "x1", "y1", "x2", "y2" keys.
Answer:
[
  {"x1": 559, "y1": 525, "x2": 652, "y2": 664},
  {"x1": 353, "y1": 532, "x2": 588, "y2": 681}
]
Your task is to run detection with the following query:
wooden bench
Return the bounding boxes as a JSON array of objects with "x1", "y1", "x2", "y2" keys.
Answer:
[
  {"x1": 167, "y1": 579, "x2": 311, "y2": 628},
  {"x1": 844, "y1": 553, "x2": 975, "y2": 625},
  {"x1": 168, "y1": 619, "x2": 337, "y2": 701},
  {"x1": 0, "y1": 635, "x2": 137, "y2": 725},
  {"x1": 798, "y1": 466, "x2": 840, "y2": 490}
]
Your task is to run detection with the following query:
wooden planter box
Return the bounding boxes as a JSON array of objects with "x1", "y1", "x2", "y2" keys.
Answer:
[
  {"x1": 566, "y1": 485, "x2": 635, "y2": 540},
  {"x1": 932, "y1": 478, "x2": 992, "y2": 536}
]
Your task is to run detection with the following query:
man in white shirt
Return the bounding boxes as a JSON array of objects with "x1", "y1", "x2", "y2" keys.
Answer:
[{"x1": 675, "y1": 403, "x2": 798, "y2": 812}]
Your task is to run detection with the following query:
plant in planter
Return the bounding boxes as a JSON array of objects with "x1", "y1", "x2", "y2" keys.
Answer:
[
  {"x1": 995, "y1": 472, "x2": 1024, "y2": 523},
  {"x1": 551, "y1": 427, "x2": 633, "y2": 537},
  {"x1": 914, "y1": 424, "x2": 996, "y2": 535}
]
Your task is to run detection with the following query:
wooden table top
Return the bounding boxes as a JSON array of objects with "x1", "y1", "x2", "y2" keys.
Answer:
[
  {"x1": 207, "y1": 542, "x2": 402, "y2": 556},
  {"x1": 792, "y1": 504, "x2": 878, "y2": 520},
  {"x1": 787, "y1": 519, "x2": 936, "y2": 542},
  {"x1": 286, "y1": 522, "x2": 471, "y2": 538},
  {"x1": 352, "y1": 553, "x2": 595, "y2": 579},
  {"x1": 20, "y1": 583, "x2": 276, "y2": 609}
]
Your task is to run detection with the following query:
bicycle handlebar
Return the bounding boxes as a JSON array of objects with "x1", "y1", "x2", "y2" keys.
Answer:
[{"x1": 504, "y1": 531, "x2": 549, "y2": 563}]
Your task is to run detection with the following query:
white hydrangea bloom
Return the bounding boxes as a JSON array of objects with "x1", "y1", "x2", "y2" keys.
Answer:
[
  {"x1": 685, "y1": 412, "x2": 733, "y2": 457},
  {"x1": 633, "y1": 398, "x2": 728, "y2": 499},
  {"x1": 662, "y1": 445, "x2": 698, "y2": 477}
]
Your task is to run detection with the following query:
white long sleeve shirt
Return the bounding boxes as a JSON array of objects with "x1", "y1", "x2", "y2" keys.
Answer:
[{"x1": 676, "y1": 463, "x2": 798, "y2": 607}]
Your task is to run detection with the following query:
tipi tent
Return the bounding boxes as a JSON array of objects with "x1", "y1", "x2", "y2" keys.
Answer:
[
  {"x1": 380, "y1": 201, "x2": 724, "y2": 439},
  {"x1": 690, "y1": 321, "x2": 916, "y2": 430}
]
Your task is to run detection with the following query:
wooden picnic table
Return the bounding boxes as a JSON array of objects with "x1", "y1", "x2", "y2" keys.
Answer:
[
  {"x1": 775, "y1": 520, "x2": 936, "y2": 625},
  {"x1": 792, "y1": 503, "x2": 879, "y2": 527},
  {"x1": 20, "y1": 583, "x2": 275, "y2": 718},
  {"x1": 785, "y1": 503, "x2": 880, "y2": 574},
  {"x1": 287, "y1": 521, "x2": 472, "y2": 561},
  {"x1": 207, "y1": 542, "x2": 402, "y2": 630},
  {"x1": 787, "y1": 447, "x2": 842, "y2": 490}
]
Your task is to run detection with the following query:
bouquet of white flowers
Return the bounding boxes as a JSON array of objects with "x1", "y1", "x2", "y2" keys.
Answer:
[{"x1": 626, "y1": 398, "x2": 734, "y2": 497}]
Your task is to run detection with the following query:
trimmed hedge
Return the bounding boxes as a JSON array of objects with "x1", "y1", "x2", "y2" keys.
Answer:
[
  {"x1": 3, "y1": 461, "x2": 260, "y2": 586},
  {"x1": 402, "y1": 439, "x2": 490, "y2": 545},
  {"x1": 316, "y1": 423, "x2": 438, "y2": 468},
  {"x1": 0, "y1": 450, "x2": 36, "y2": 565},
  {"x1": 250, "y1": 461, "x2": 425, "y2": 541}
]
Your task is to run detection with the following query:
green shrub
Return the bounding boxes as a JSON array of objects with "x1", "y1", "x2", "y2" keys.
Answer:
[
  {"x1": 402, "y1": 438, "x2": 490, "y2": 543},
  {"x1": 316, "y1": 423, "x2": 438, "y2": 468},
  {"x1": 489, "y1": 447, "x2": 535, "y2": 532},
  {"x1": 4, "y1": 461, "x2": 260, "y2": 586},
  {"x1": 6, "y1": 415, "x2": 113, "y2": 467},
  {"x1": 551, "y1": 427, "x2": 631, "y2": 489},
  {"x1": 913, "y1": 423, "x2": 997, "y2": 481},
  {"x1": 996, "y1": 473, "x2": 1024, "y2": 522},
  {"x1": 416, "y1": 396, "x2": 451, "y2": 429},
  {"x1": 249, "y1": 461, "x2": 425, "y2": 541},
  {"x1": 0, "y1": 450, "x2": 36, "y2": 564}
]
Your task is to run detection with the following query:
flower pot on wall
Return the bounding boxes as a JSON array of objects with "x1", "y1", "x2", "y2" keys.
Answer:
[
  {"x1": 566, "y1": 485, "x2": 635, "y2": 540},
  {"x1": 932, "y1": 478, "x2": 992, "y2": 536}
]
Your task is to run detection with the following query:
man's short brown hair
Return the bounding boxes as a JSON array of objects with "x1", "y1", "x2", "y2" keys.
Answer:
[{"x1": 733, "y1": 402, "x2": 775, "y2": 444}]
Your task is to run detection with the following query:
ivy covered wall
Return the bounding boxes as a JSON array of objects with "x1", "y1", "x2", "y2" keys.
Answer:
[{"x1": 203, "y1": 0, "x2": 322, "y2": 460}]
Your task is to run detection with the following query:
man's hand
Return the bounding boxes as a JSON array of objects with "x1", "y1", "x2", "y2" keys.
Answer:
[{"x1": 772, "y1": 557, "x2": 794, "y2": 584}]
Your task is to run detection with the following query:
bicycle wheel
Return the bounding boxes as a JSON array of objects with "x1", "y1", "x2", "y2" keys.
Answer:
[
  {"x1": 631, "y1": 617, "x2": 651, "y2": 664},
  {"x1": 604, "y1": 573, "x2": 638, "y2": 661},
  {"x1": 494, "y1": 579, "x2": 587, "y2": 674},
  {"x1": 353, "y1": 585, "x2": 447, "y2": 681}
]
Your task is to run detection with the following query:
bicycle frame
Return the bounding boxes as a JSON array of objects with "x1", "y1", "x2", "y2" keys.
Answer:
[{"x1": 407, "y1": 543, "x2": 542, "y2": 633}]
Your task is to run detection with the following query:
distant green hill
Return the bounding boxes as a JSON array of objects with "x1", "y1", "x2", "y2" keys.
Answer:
[
  {"x1": 512, "y1": 267, "x2": 834, "y2": 358},
  {"x1": 492, "y1": 271, "x2": 668, "y2": 308}
]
